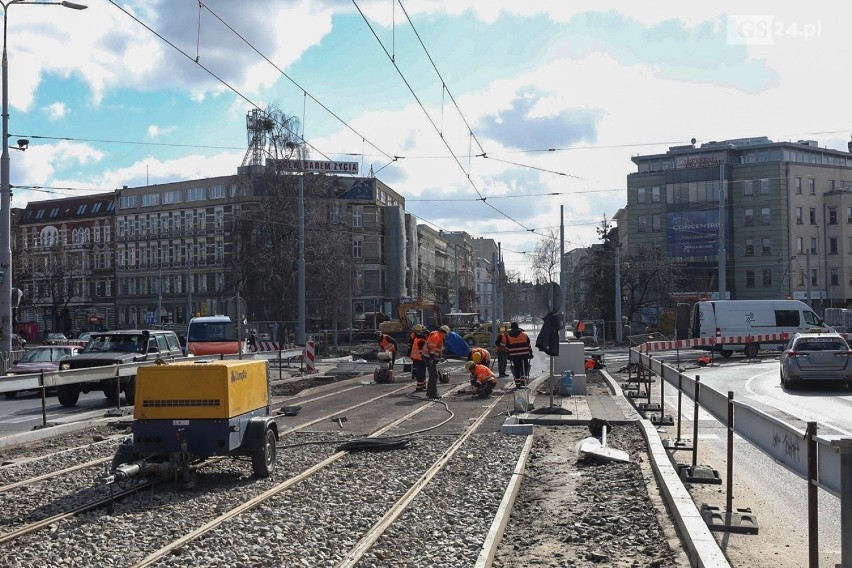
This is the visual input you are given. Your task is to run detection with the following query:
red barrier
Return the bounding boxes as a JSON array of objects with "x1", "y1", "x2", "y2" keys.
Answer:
[
  {"x1": 641, "y1": 333, "x2": 790, "y2": 353},
  {"x1": 304, "y1": 340, "x2": 315, "y2": 373}
]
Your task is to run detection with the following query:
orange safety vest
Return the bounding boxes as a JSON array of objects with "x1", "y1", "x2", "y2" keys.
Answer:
[
  {"x1": 423, "y1": 330, "x2": 445, "y2": 358},
  {"x1": 470, "y1": 364, "x2": 497, "y2": 386},
  {"x1": 378, "y1": 335, "x2": 396, "y2": 353},
  {"x1": 577, "y1": 321, "x2": 586, "y2": 332},
  {"x1": 495, "y1": 333, "x2": 509, "y2": 352},
  {"x1": 505, "y1": 331, "x2": 531, "y2": 358},
  {"x1": 410, "y1": 336, "x2": 426, "y2": 362},
  {"x1": 585, "y1": 357, "x2": 595, "y2": 370},
  {"x1": 468, "y1": 347, "x2": 491, "y2": 365}
]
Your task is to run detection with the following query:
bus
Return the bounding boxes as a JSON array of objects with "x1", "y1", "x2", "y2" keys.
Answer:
[{"x1": 185, "y1": 315, "x2": 244, "y2": 356}]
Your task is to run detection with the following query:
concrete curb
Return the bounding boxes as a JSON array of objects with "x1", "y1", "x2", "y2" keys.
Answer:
[
  {"x1": 0, "y1": 416, "x2": 122, "y2": 449},
  {"x1": 475, "y1": 430, "x2": 536, "y2": 567},
  {"x1": 602, "y1": 369, "x2": 730, "y2": 568}
]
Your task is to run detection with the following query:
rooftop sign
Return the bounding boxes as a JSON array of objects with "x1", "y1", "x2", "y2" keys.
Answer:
[{"x1": 270, "y1": 159, "x2": 359, "y2": 174}]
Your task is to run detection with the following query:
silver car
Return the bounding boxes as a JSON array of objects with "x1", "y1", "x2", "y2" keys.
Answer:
[{"x1": 780, "y1": 332, "x2": 852, "y2": 389}]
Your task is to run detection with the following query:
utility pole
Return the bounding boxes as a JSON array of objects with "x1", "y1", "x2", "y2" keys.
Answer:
[
  {"x1": 560, "y1": 205, "x2": 566, "y2": 341},
  {"x1": 491, "y1": 251, "x2": 498, "y2": 346},
  {"x1": 718, "y1": 164, "x2": 726, "y2": 300},
  {"x1": 497, "y1": 243, "x2": 504, "y2": 323},
  {"x1": 806, "y1": 250, "x2": 812, "y2": 308},
  {"x1": 297, "y1": 172, "x2": 305, "y2": 344},
  {"x1": 615, "y1": 244, "x2": 622, "y2": 344}
]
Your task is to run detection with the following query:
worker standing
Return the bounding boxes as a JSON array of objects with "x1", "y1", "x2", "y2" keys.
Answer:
[
  {"x1": 423, "y1": 325, "x2": 450, "y2": 399},
  {"x1": 494, "y1": 326, "x2": 509, "y2": 377},
  {"x1": 467, "y1": 346, "x2": 492, "y2": 369},
  {"x1": 465, "y1": 360, "x2": 498, "y2": 398},
  {"x1": 410, "y1": 328, "x2": 428, "y2": 392},
  {"x1": 375, "y1": 330, "x2": 398, "y2": 370},
  {"x1": 506, "y1": 322, "x2": 532, "y2": 389}
]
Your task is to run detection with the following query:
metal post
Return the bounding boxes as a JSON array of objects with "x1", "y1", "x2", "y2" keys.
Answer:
[
  {"x1": 297, "y1": 174, "x2": 305, "y2": 344},
  {"x1": 692, "y1": 375, "x2": 701, "y2": 469},
  {"x1": 491, "y1": 251, "x2": 497, "y2": 346},
  {"x1": 614, "y1": 244, "x2": 622, "y2": 344},
  {"x1": 806, "y1": 422, "x2": 818, "y2": 568},
  {"x1": 0, "y1": 0, "x2": 87, "y2": 359},
  {"x1": 718, "y1": 164, "x2": 726, "y2": 300},
  {"x1": 726, "y1": 391, "x2": 734, "y2": 515},
  {"x1": 831, "y1": 438, "x2": 852, "y2": 567},
  {"x1": 560, "y1": 205, "x2": 566, "y2": 341},
  {"x1": 675, "y1": 375, "x2": 683, "y2": 442}
]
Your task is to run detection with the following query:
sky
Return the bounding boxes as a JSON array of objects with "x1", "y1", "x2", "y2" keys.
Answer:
[{"x1": 5, "y1": 0, "x2": 851, "y2": 278}]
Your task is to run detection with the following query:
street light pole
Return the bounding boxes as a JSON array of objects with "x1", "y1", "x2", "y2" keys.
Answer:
[{"x1": 0, "y1": 0, "x2": 86, "y2": 358}]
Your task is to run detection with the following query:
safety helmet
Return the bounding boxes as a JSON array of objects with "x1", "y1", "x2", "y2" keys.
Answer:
[
  {"x1": 374, "y1": 330, "x2": 382, "y2": 338},
  {"x1": 499, "y1": 327, "x2": 506, "y2": 333},
  {"x1": 440, "y1": 325, "x2": 450, "y2": 334},
  {"x1": 465, "y1": 360, "x2": 475, "y2": 371},
  {"x1": 471, "y1": 351, "x2": 482, "y2": 364},
  {"x1": 414, "y1": 324, "x2": 423, "y2": 332}
]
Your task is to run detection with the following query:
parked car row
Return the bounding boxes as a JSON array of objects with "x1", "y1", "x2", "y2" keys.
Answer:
[{"x1": 4, "y1": 345, "x2": 83, "y2": 398}]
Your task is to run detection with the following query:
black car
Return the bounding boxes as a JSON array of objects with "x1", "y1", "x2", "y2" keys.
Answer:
[{"x1": 57, "y1": 330, "x2": 183, "y2": 407}]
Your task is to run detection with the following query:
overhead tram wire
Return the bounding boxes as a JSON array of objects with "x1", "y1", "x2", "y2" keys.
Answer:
[
  {"x1": 197, "y1": 2, "x2": 396, "y2": 164},
  {"x1": 351, "y1": 0, "x2": 536, "y2": 236},
  {"x1": 106, "y1": 0, "x2": 346, "y2": 168}
]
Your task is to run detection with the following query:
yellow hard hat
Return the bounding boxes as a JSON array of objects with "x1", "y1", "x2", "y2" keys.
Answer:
[
  {"x1": 465, "y1": 361, "x2": 475, "y2": 371},
  {"x1": 499, "y1": 326, "x2": 506, "y2": 333},
  {"x1": 414, "y1": 324, "x2": 423, "y2": 331},
  {"x1": 472, "y1": 351, "x2": 482, "y2": 364},
  {"x1": 440, "y1": 325, "x2": 450, "y2": 334}
]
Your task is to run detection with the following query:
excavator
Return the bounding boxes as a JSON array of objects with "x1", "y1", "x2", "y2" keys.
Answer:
[{"x1": 378, "y1": 302, "x2": 443, "y2": 338}]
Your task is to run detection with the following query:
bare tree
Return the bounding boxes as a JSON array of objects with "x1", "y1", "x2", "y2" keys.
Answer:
[
  {"x1": 530, "y1": 228, "x2": 560, "y2": 284},
  {"x1": 16, "y1": 243, "x2": 83, "y2": 335}
]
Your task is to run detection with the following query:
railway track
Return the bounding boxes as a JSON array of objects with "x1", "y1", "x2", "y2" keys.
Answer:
[{"x1": 0, "y1": 374, "x2": 527, "y2": 568}]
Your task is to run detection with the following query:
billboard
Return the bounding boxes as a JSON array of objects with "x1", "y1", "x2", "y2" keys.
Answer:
[{"x1": 666, "y1": 209, "x2": 730, "y2": 259}]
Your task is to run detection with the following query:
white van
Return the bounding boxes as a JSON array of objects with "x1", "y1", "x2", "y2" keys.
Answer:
[{"x1": 690, "y1": 300, "x2": 830, "y2": 358}]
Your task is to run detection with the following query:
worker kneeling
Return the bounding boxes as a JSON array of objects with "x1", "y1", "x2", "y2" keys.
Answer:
[
  {"x1": 466, "y1": 360, "x2": 498, "y2": 398},
  {"x1": 467, "y1": 347, "x2": 491, "y2": 369}
]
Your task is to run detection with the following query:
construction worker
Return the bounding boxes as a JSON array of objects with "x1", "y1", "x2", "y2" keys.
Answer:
[
  {"x1": 410, "y1": 327, "x2": 428, "y2": 391},
  {"x1": 494, "y1": 326, "x2": 509, "y2": 377},
  {"x1": 506, "y1": 321, "x2": 532, "y2": 389},
  {"x1": 467, "y1": 346, "x2": 492, "y2": 369},
  {"x1": 407, "y1": 324, "x2": 424, "y2": 357},
  {"x1": 465, "y1": 360, "x2": 497, "y2": 398},
  {"x1": 375, "y1": 330, "x2": 398, "y2": 370},
  {"x1": 423, "y1": 325, "x2": 450, "y2": 398}
]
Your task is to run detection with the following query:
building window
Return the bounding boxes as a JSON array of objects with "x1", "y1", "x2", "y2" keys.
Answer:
[
  {"x1": 762, "y1": 269, "x2": 772, "y2": 287},
  {"x1": 762, "y1": 238, "x2": 771, "y2": 255},
  {"x1": 760, "y1": 207, "x2": 771, "y2": 225},
  {"x1": 796, "y1": 207, "x2": 803, "y2": 224},
  {"x1": 329, "y1": 203, "x2": 340, "y2": 224},
  {"x1": 637, "y1": 187, "x2": 646, "y2": 204},
  {"x1": 119, "y1": 196, "x2": 137, "y2": 209},
  {"x1": 92, "y1": 202, "x2": 102, "y2": 213},
  {"x1": 353, "y1": 206, "x2": 363, "y2": 228},
  {"x1": 745, "y1": 238, "x2": 754, "y2": 256},
  {"x1": 141, "y1": 193, "x2": 160, "y2": 207},
  {"x1": 795, "y1": 177, "x2": 802, "y2": 194},
  {"x1": 830, "y1": 180, "x2": 836, "y2": 190},
  {"x1": 353, "y1": 237, "x2": 362, "y2": 258},
  {"x1": 808, "y1": 178, "x2": 815, "y2": 195},
  {"x1": 76, "y1": 204, "x2": 87, "y2": 214},
  {"x1": 830, "y1": 237, "x2": 838, "y2": 255},
  {"x1": 829, "y1": 207, "x2": 838, "y2": 225},
  {"x1": 651, "y1": 186, "x2": 660, "y2": 203},
  {"x1": 831, "y1": 268, "x2": 839, "y2": 287},
  {"x1": 651, "y1": 214, "x2": 661, "y2": 231},
  {"x1": 798, "y1": 271, "x2": 806, "y2": 286},
  {"x1": 163, "y1": 191, "x2": 182, "y2": 204},
  {"x1": 809, "y1": 208, "x2": 816, "y2": 224},
  {"x1": 811, "y1": 269, "x2": 819, "y2": 286},
  {"x1": 745, "y1": 270, "x2": 755, "y2": 288},
  {"x1": 187, "y1": 187, "x2": 205, "y2": 201},
  {"x1": 759, "y1": 178, "x2": 770, "y2": 194},
  {"x1": 810, "y1": 238, "x2": 818, "y2": 255},
  {"x1": 743, "y1": 180, "x2": 753, "y2": 196},
  {"x1": 796, "y1": 237, "x2": 803, "y2": 255},
  {"x1": 209, "y1": 185, "x2": 225, "y2": 199},
  {"x1": 637, "y1": 215, "x2": 647, "y2": 232},
  {"x1": 744, "y1": 209, "x2": 754, "y2": 226}
]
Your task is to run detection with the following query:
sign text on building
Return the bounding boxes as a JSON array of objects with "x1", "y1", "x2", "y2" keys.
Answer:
[{"x1": 272, "y1": 159, "x2": 359, "y2": 174}]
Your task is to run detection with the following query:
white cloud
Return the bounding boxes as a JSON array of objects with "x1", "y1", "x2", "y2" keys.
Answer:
[
  {"x1": 147, "y1": 124, "x2": 177, "y2": 139},
  {"x1": 43, "y1": 102, "x2": 67, "y2": 121}
]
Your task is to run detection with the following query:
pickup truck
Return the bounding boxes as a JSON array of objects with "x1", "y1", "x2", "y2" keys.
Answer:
[{"x1": 57, "y1": 330, "x2": 184, "y2": 407}]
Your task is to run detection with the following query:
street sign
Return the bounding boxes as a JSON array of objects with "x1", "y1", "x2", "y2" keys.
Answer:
[{"x1": 545, "y1": 282, "x2": 563, "y2": 314}]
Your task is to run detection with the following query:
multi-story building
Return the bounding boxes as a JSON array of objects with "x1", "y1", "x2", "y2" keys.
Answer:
[
  {"x1": 441, "y1": 231, "x2": 475, "y2": 312},
  {"x1": 14, "y1": 192, "x2": 115, "y2": 337},
  {"x1": 471, "y1": 237, "x2": 499, "y2": 321},
  {"x1": 626, "y1": 136, "x2": 852, "y2": 310},
  {"x1": 114, "y1": 176, "x2": 239, "y2": 328}
]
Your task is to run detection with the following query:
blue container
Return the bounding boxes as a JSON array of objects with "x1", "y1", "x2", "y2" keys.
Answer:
[{"x1": 560, "y1": 371, "x2": 573, "y2": 396}]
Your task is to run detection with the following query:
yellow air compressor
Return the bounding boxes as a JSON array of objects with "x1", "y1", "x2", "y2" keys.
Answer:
[{"x1": 103, "y1": 359, "x2": 279, "y2": 484}]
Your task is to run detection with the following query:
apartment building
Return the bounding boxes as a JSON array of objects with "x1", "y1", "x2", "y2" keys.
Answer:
[
  {"x1": 626, "y1": 136, "x2": 852, "y2": 310},
  {"x1": 14, "y1": 192, "x2": 115, "y2": 337}
]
